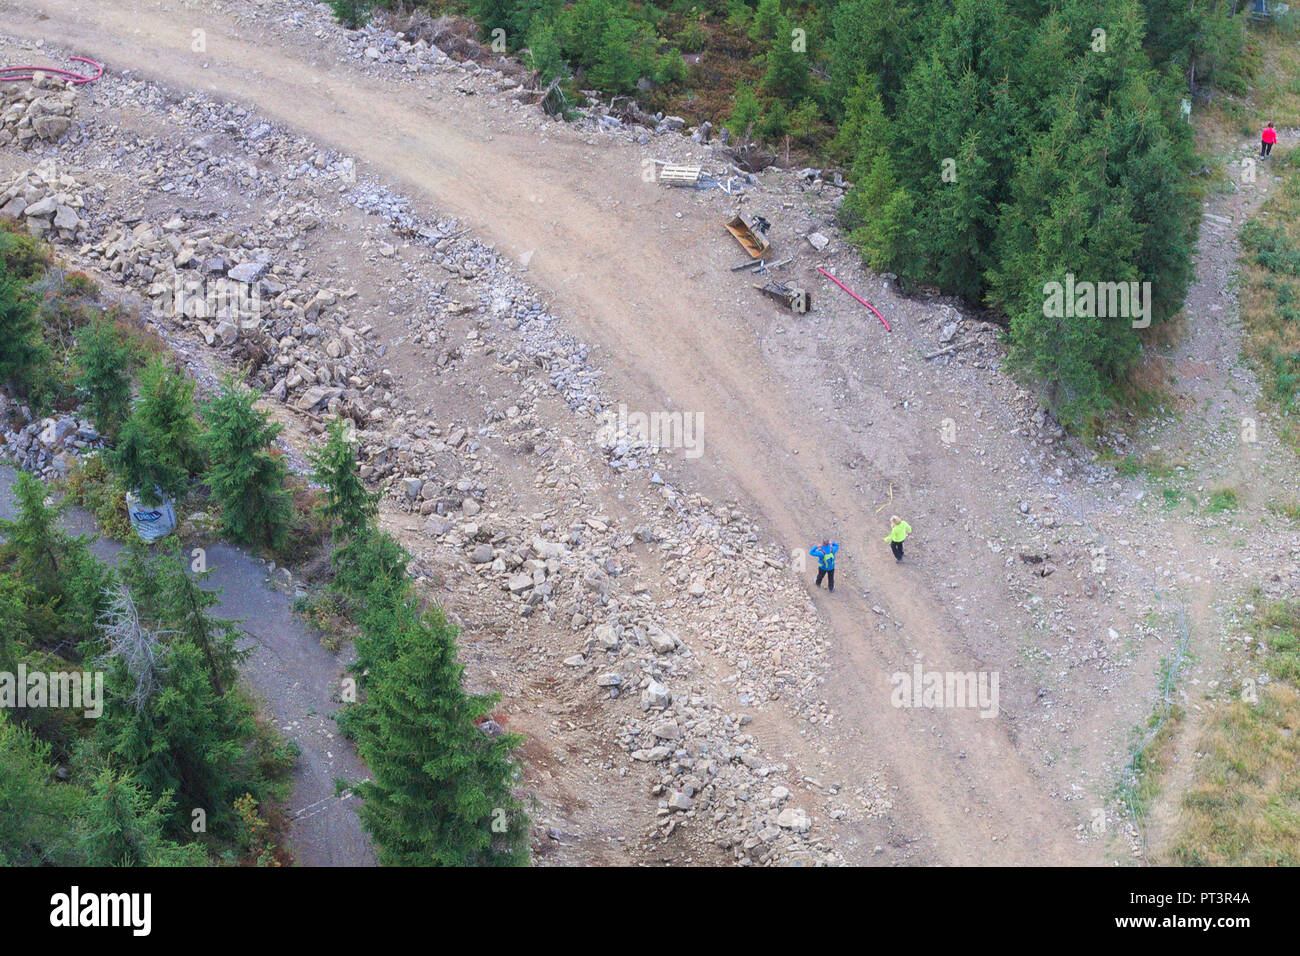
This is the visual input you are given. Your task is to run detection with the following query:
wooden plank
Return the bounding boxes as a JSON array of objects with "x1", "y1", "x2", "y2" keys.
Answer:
[{"x1": 659, "y1": 164, "x2": 702, "y2": 185}]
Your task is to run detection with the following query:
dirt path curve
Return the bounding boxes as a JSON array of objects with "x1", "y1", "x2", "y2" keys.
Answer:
[
  {"x1": 1141, "y1": 148, "x2": 1289, "y2": 859},
  {"x1": 0, "y1": 466, "x2": 375, "y2": 867},
  {"x1": 4, "y1": 0, "x2": 1088, "y2": 864}
]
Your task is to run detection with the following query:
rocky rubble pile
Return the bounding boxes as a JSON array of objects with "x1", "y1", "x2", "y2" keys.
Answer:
[
  {"x1": 470, "y1": 518, "x2": 842, "y2": 862},
  {"x1": 333, "y1": 281, "x2": 847, "y2": 862},
  {"x1": 27, "y1": 73, "x2": 407, "y2": 428},
  {"x1": 382, "y1": 391, "x2": 850, "y2": 860},
  {"x1": 80, "y1": 205, "x2": 392, "y2": 424},
  {"x1": 0, "y1": 393, "x2": 103, "y2": 479},
  {"x1": 917, "y1": 303, "x2": 1005, "y2": 366},
  {"x1": 0, "y1": 72, "x2": 77, "y2": 148},
  {"x1": 0, "y1": 161, "x2": 89, "y2": 242},
  {"x1": 348, "y1": 181, "x2": 606, "y2": 418}
]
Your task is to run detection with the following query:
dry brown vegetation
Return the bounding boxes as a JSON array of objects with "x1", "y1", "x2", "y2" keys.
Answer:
[{"x1": 1169, "y1": 598, "x2": 1300, "y2": 865}]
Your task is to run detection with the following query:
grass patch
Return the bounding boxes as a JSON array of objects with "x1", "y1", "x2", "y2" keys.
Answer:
[
  {"x1": 1116, "y1": 691, "x2": 1185, "y2": 824},
  {"x1": 1267, "y1": 499, "x2": 1300, "y2": 520},
  {"x1": 1251, "y1": 594, "x2": 1300, "y2": 684},
  {"x1": 1115, "y1": 611, "x2": 1194, "y2": 855},
  {"x1": 248, "y1": 716, "x2": 300, "y2": 800},
  {"x1": 1197, "y1": 16, "x2": 1300, "y2": 458},
  {"x1": 1102, "y1": 357, "x2": 1180, "y2": 433},
  {"x1": 1169, "y1": 595, "x2": 1300, "y2": 865},
  {"x1": 1239, "y1": 169, "x2": 1300, "y2": 456},
  {"x1": 268, "y1": 477, "x2": 331, "y2": 570},
  {"x1": 293, "y1": 587, "x2": 358, "y2": 654},
  {"x1": 61, "y1": 452, "x2": 131, "y2": 541},
  {"x1": 1205, "y1": 487, "x2": 1240, "y2": 512},
  {"x1": 1168, "y1": 682, "x2": 1300, "y2": 865},
  {"x1": 1197, "y1": 14, "x2": 1300, "y2": 155},
  {"x1": 1109, "y1": 449, "x2": 1181, "y2": 481},
  {"x1": 1240, "y1": 12, "x2": 1300, "y2": 124}
]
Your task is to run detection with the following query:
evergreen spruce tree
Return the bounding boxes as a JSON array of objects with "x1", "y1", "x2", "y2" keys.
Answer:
[
  {"x1": 0, "y1": 713, "x2": 81, "y2": 865},
  {"x1": 94, "y1": 538, "x2": 265, "y2": 837},
  {"x1": 749, "y1": 0, "x2": 783, "y2": 43},
  {"x1": 109, "y1": 358, "x2": 200, "y2": 506},
  {"x1": 590, "y1": 12, "x2": 657, "y2": 94},
  {"x1": 136, "y1": 357, "x2": 203, "y2": 478},
  {"x1": 0, "y1": 224, "x2": 52, "y2": 281},
  {"x1": 761, "y1": 12, "x2": 810, "y2": 103},
  {"x1": 77, "y1": 769, "x2": 206, "y2": 866},
  {"x1": 1108, "y1": 70, "x2": 1198, "y2": 322},
  {"x1": 96, "y1": 598, "x2": 255, "y2": 839},
  {"x1": 309, "y1": 416, "x2": 378, "y2": 544},
  {"x1": 990, "y1": 83, "x2": 1141, "y2": 429},
  {"x1": 334, "y1": 529, "x2": 413, "y2": 670},
  {"x1": 842, "y1": 150, "x2": 914, "y2": 274},
  {"x1": 200, "y1": 379, "x2": 292, "y2": 550},
  {"x1": 835, "y1": 77, "x2": 913, "y2": 273},
  {"x1": 160, "y1": 545, "x2": 245, "y2": 697},
  {"x1": 987, "y1": 0, "x2": 1190, "y2": 429},
  {"x1": 925, "y1": 126, "x2": 997, "y2": 300},
  {"x1": 75, "y1": 317, "x2": 135, "y2": 440},
  {"x1": 117, "y1": 539, "x2": 245, "y2": 697},
  {"x1": 1141, "y1": 0, "x2": 1248, "y2": 91},
  {"x1": 352, "y1": 600, "x2": 529, "y2": 866},
  {"x1": 728, "y1": 81, "x2": 764, "y2": 139},
  {"x1": 1015, "y1": 9, "x2": 1076, "y2": 128},
  {"x1": 0, "y1": 258, "x2": 51, "y2": 402},
  {"x1": 109, "y1": 415, "x2": 188, "y2": 507},
  {"x1": 826, "y1": 0, "x2": 923, "y2": 115},
  {"x1": 0, "y1": 572, "x2": 32, "y2": 673},
  {"x1": 327, "y1": 0, "x2": 373, "y2": 29},
  {"x1": 471, "y1": 0, "x2": 560, "y2": 42},
  {"x1": 0, "y1": 471, "x2": 64, "y2": 596},
  {"x1": 0, "y1": 472, "x2": 110, "y2": 647},
  {"x1": 891, "y1": 0, "x2": 1027, "y2": 300},
  {"x1": 524, "y1": 18, "x2": 569, "y2": 85}
]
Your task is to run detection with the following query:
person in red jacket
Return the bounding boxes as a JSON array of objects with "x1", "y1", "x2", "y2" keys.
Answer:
[{"x1": 1262, "y1": 122, "x2": 1277, "y2": 158}]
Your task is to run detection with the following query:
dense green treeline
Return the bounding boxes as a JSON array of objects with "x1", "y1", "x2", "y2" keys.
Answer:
[
  {"x1": 334, "y1": 0, "x2": 1264, "y2": 431},
  {"x1": 0, "y1": 225, "x2": 297, "y2": 864},
  {"x1": 0, "y1": 474, "x2": 293, "y2": 865},
  {"x1": 2, "y1": 224, "x2": 529, "y2": 865}
]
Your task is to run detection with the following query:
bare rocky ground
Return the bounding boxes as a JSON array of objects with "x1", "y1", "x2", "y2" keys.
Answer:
[{"x1": 2, "y1": 0, "x2": 1297, "y2": 866}]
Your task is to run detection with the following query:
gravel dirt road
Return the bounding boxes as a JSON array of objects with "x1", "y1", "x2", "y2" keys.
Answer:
[{"x1": 6, "y1": 0, "x2": 1296, "y2": 866}]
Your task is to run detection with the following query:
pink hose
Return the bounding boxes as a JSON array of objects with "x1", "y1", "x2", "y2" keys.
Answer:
[
  {"x1": 817, "y1": 267, "x2": 891, "y2": 331},
  {"x1": 0, "y1": 56, "x2": 103, "y2": 84}
]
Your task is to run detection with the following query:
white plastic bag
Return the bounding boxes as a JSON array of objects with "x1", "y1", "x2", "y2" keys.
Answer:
[{"x1": 125, "y1": 489, "x2": 177, "y2": 542}]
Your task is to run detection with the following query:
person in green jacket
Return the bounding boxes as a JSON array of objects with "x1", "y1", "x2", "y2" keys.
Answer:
[{"x1": 885, "y1": 515, "x2": 911, "y2": 561}]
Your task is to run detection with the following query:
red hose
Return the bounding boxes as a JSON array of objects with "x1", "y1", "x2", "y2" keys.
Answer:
[
  {"x1": 0, "y1": 56, "x2": 103, "y2": 84},
  {"x1": 817, "y1": 267, "x2": 891, "y2": 331}
]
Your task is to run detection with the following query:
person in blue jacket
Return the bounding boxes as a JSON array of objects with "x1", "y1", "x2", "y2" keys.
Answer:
[{"x1": 810, "y1": 538, "x2": 839, "y2": 593}]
